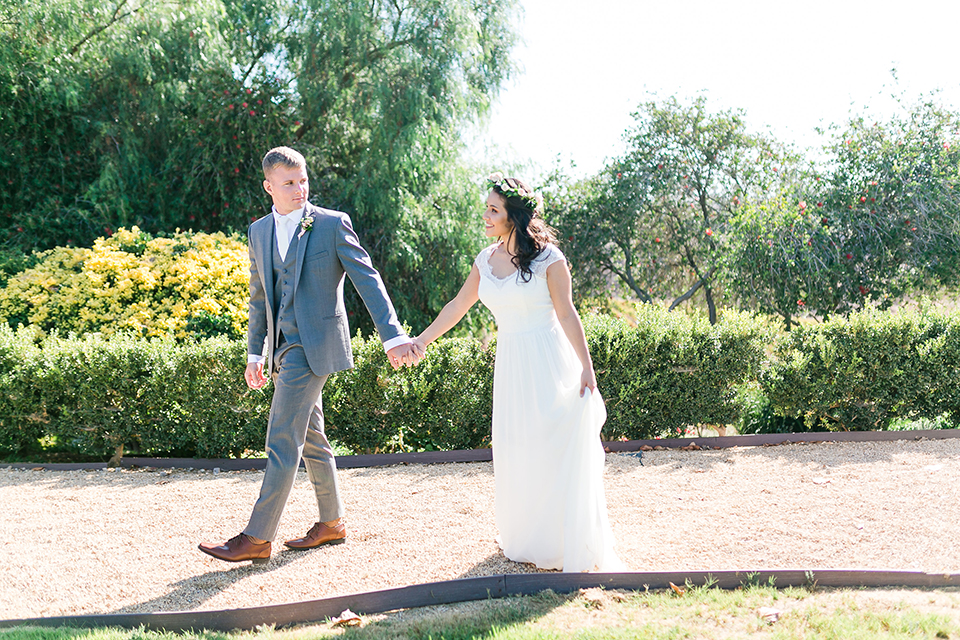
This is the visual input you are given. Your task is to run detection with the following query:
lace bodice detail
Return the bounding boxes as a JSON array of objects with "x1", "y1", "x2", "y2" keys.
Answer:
[
  {"x1": 474, "y1": 243, "x2": 566, "y2": 284},
  {"x1": 475, "y1": 243, "x2": 566, "y2": 334}
]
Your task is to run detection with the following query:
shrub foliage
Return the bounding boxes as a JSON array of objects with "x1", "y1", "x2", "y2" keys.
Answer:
[
  {"x1": 762, "y1": 308, "x2": 960, "y2": 431},
  {"x1": 0, "y1": 328, "x2": 269, "y2": 459},
  {"x1": 0, "y1": 227, "x2": 249, "y2": 339},
  {"x1": 586, "y1": 306, "x2": 770, "y2": 440},
  {"x1": 4, "y1": 307, "x2": 960, "y2": 462}
]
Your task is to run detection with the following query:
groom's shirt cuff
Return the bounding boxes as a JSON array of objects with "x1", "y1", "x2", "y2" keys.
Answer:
[
  {"x1": 382, "y1": 335, "x2": 411, "y2": 352},
  {"x1": 248, "y1": 354, "x2": 265, "y2": 364}
]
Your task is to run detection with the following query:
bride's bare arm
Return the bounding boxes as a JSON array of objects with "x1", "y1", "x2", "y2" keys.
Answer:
[
  {"x1": 546, "y1": 260, "x2": 597, "y2": 396},
  {"x1": 413, "y1": 265, "x2": 481, "y2": 352}
]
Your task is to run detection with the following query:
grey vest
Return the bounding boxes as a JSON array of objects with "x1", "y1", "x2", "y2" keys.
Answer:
[{"x1": 272, "y1": 231, "x2": 301, "y2": 346}]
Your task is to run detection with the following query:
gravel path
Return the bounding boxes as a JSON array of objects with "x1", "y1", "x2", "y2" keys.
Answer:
[{"x1": 2, "y1": 438, "x2": 959, "y2": 620}]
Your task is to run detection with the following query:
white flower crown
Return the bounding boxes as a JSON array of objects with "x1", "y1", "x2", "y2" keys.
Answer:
[{"x1": 487, "y1": 172, "x2": 543, "y2": 213}]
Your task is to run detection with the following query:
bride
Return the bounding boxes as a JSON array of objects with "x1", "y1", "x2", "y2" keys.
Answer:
[{"x1": 412, "y1": 173, "x2": 622, "y2": 572}]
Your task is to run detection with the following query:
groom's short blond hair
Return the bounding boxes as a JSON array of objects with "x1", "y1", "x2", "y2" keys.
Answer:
[{"x1": 262, "y1": 147, "x2": 306, "y2": 178}]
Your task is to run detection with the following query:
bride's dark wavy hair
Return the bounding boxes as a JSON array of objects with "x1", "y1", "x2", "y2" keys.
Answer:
[{"x1": 491, "y1": 177, "x2": 558, "y2": 282}]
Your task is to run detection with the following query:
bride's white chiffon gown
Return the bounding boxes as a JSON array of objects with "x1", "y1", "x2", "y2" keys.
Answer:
[{"x1": 476, "y1": 243, "x2": 623, "y2": 572}]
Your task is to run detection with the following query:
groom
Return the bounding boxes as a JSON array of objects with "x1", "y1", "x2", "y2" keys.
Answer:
[{"x1": 199, "y1": 146, "x2": 419, "y2": 563}]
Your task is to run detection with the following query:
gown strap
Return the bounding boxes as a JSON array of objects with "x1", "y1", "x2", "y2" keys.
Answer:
[
  {"x1": 474, "y1": 243, "x2": 499, "y2": 281},
  {"x1": 529, "y1": 244, "x2": 566, "y2": 279}
]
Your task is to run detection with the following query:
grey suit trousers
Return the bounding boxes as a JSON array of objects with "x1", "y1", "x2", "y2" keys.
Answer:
[{"x1": 244, "y1": 344, "x2": 344, "y2": 541}]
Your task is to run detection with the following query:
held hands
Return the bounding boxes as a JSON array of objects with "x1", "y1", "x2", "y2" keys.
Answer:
[
  {"x1": 386, "y1": 343, "x2": 422, "y2": 370},
  {"x1": 245, "y1": 362, "x2": 267, "y2": 390},
  {"x1": 410, "y1": 336, "x2": 427, "y2": 359}
]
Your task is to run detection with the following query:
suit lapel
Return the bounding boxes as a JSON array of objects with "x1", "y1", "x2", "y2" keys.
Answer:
[
  {"x1": 293, "y1": 204, "x2": 313, "y2": 295},
  {"x1": 257, "y1": 216, "x2": 276, "y2": 309}
]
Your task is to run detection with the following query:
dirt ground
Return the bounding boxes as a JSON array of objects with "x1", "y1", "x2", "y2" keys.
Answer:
[{"x1": 1, "y1": 437, "x2": 959, "y2": 621}]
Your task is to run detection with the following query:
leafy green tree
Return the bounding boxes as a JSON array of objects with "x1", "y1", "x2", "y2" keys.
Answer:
[
  {"x1": 723, "y1": 193, "x2": 838, "y2": 329},
  {"x1": 817, "y1": 99, "x2": 960, "y2": 302},
  {"x1": 724, "y1": 99, "x2": 960, "y2": 328},
  {"x1": 548, "y1": 96, "x2": 790, "y2": 323},
  {"x1": 1, "y1": 0, "x2": 517, "y2": 332}
]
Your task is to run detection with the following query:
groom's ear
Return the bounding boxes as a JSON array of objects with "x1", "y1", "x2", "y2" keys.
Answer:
[{"x1": 263, "y1": 178, "x2": 274, "y2": 196}]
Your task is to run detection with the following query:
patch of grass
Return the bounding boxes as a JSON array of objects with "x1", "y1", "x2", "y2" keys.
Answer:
[{"x1": 2, "y1": 586, "x2": 958, "y2": 640}]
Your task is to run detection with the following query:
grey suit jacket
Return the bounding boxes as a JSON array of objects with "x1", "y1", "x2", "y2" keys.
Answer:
[{"x1": 247, "y1": 203, "x2": 405, "y2": 377}]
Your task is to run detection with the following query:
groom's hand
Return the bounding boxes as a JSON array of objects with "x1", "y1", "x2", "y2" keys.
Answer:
[
  {"x1": 387, "y1": 343, "x2": 420, "y2": 369},
  {"x1": 245, "y1": 362, "x2": 267, "y2": 389}
]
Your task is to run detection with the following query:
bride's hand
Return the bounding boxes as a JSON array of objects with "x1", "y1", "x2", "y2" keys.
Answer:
[
  {"x1": 411, "y1": 336, "x2": 427, "y2": 358},
  {"x1": 580, "y1": 368, "x2": 598, "y2": 397}
]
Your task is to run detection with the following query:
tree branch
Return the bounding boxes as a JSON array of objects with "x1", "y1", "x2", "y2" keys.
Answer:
[
  {"x1": 668, "y1": 266, "x2": 715, "y2": 311},
  {"x1": 239, "y1": 17, "x2": 294, "y2": 85},
  {"x1": 601, "y1": 241, "x2": 653, "y2": 303},
  {"x1": 69, "y1": 0, "x2": 143, "y2": 56}
]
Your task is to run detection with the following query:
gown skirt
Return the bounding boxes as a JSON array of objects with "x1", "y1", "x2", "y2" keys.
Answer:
[{"x1": 477, "y1": 243, "x2": 622, "y2": 572}]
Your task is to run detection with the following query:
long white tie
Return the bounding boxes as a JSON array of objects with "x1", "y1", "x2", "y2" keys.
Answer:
[{"x1": 277, "y1": 216, "x2": 295, "y2": 261}]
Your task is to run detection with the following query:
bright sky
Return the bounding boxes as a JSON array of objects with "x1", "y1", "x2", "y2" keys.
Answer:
[{"x1": 471, "y1": 0, "x2": 960, "y2": 181}]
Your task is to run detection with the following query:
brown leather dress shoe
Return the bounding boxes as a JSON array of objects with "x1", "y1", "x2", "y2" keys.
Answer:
[
  {"x1": 284, "y1": 521, "x2": 346, "y2": 549},
  {"x1": 198, "y1": 533, "x2": 271, "y2": 564}
]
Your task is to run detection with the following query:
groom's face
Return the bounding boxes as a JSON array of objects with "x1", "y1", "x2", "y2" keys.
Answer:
[{"x1": 263, "y1": 165, "x2": 309, "y2": 215}]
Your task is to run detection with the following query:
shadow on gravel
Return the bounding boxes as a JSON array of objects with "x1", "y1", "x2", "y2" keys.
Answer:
[{"x1": 107, "y1": 548, "x2": 310, "y2": 615}]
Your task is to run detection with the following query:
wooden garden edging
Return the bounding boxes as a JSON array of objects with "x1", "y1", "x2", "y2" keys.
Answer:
[
  {"x1": 1, "y1": 570, "x2": 957, "y2": 632},
  {"x1": 3, "y1": 428, "x2": 958, "y2": 471}
]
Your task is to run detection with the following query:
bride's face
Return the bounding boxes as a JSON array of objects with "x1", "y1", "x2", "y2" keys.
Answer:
[{"x1": 483, "y1": 191, "x2": 513, "y2": 238}]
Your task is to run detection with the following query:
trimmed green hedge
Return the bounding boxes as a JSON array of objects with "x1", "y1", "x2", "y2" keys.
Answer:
[
  {"x1": 324, "y1": 333, "x2": 496, "y2": 453},
  {"x1": 586, "y1": 307, "x2": 770, "y2": 440},
  {"x1": 0, "y1": 307, "x2": 770, "y2": 459},
  {"x1": 0, "y1": 328, "x2": 270, "y2": 460},
  {"x1": 761, "y1": 308, "x2": 960, "y2": 431},
  {"x1": 4, "y1": 306, "x2": 959, "y2": 461}
]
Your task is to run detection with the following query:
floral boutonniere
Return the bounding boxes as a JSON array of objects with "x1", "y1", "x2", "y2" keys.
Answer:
[{"x1": 298, "y1": 214, "x2": 315, "y2": 239}]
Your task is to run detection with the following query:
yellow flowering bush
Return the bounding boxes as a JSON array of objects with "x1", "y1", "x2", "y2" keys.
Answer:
[{"x1": 0, "y1": 228, "x2": 250, "y2": 339}]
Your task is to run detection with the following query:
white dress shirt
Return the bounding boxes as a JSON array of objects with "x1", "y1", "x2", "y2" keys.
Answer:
[{"x1": 273, "y1": 206, "x2": 304, "y2": 261}]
